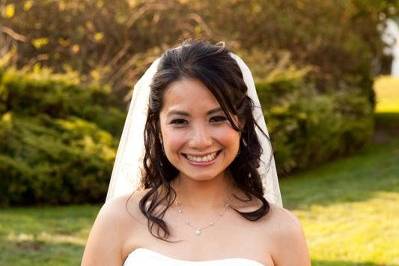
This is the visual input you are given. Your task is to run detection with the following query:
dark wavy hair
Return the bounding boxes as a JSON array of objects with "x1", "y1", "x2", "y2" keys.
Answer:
[{"x1": 137, "y1": 40, "x2": 272, "y2": 241}]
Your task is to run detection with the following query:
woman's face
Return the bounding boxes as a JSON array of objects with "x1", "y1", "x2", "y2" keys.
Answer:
[{"x1": 159, "y1": 78, "x2": 240, "y2": 183}]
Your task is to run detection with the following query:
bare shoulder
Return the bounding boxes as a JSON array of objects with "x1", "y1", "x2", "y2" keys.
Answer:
[
  {"x1": 81, "y1": 192, "x2": 146, "y2": 266},
  {"x1": 101, "y1": 189, "x2": 151, "y2": 229},
  {"x1": 266, "y1": 203, "x2": 303, "y2": 232},
  {"x1": 263, "y1": 203, "x2": 311, "y2": 266}
]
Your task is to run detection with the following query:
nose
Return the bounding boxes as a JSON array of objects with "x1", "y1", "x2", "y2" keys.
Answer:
[{"x1": 189, "y1": 123, "x2": 213, "y2": 149}]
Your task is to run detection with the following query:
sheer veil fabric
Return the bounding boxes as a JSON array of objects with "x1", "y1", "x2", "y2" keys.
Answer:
[{"x1": 106, "y1": 52, "x2": 283, "y2": 207}]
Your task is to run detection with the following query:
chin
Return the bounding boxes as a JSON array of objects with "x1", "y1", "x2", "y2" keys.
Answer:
[{"x1": 180, "y1": 172, "x2": 225, "y2": 182}]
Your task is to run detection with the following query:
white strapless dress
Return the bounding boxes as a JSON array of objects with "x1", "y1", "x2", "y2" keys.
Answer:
[{"x1": 123, "y1": 248, "x2": 265, "y2": 266}]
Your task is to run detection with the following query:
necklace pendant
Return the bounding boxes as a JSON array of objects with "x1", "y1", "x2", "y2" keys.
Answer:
[{"x1": 195, "y1": 229, "x2": 201, "y2": 236}]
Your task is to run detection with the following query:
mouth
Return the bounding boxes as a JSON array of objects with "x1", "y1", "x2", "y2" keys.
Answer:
[{"x1": 182, "y1": 150, "x2": 222, "y2": 164}]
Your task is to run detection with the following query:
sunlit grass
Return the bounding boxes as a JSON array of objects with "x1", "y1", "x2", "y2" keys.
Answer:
[
  {"x1": 374, "y1": 76, "x2": 399, "y2": 113},
  {"x1": 282, "y1": 138, "x2": 399, "y2": 266}
]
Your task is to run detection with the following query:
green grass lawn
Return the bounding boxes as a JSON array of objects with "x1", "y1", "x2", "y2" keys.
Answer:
[
  {"x1": 281, "y1": 138, "x2": 399, "y2": 266},
  {"x1": 1, "y1": 138, "x2": 398, "y2": 265},
  {"x1": 0, "y1": 205, "x2": 100, "y2": 265}
]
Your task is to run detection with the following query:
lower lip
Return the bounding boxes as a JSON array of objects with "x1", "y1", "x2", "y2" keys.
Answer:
[{"x1": 183, "y1": 151, "x2": 221, "y2": 167}]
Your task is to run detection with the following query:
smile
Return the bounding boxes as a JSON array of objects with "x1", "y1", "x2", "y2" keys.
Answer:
[{"x1": 183, "y1": 150, "x2": 221, "y2": 163}]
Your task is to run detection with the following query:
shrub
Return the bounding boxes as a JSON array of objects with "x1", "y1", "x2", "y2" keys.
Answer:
[
  {"x1": 257, "y1": 71, "x2": 373, "y2": 175},
  {"x1": 0, "y1": 67, "x2": 125, "y2": 135},
  {"x1": 0, "y1": 112, "x2": 116, "y2": 205},
  {"x1": 0, "y1": 67, "x2": 124, "y2": 206}
]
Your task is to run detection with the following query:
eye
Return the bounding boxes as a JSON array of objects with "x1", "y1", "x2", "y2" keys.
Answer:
[
  {"x1": 210, "y1": 115, "x2": 227, "y2": 123},
  {"x1": 170, "y1": 118, "x2": 188, "y2": 126}
]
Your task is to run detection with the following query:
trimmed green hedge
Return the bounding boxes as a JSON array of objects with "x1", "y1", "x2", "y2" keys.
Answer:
[
  {"x1": 0, "y1": 67, "x2": 124, "y2": 206},
  {"x1": 0, "y1": 67, "x2": 125, "y2": 135},
  {"x1": 0, "y1": 114, "x2": 116, "y2": 205},
  {"x1": 257, "y1": 72, "x2": 374, "y2": 175}
]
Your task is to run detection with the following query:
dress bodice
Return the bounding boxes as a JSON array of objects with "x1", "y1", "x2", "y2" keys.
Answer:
[{"x1": 123, "y1": 248, "x2": 265, "y2": 266}]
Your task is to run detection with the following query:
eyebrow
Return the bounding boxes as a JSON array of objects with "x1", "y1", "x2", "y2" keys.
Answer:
[{"x1": 167, "y1": 107, "x2": 223, "y2": 117}]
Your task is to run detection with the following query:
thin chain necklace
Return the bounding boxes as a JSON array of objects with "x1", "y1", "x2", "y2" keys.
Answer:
[{"x1": 175, "y1": 199, "x2": 230, "y2": 236}]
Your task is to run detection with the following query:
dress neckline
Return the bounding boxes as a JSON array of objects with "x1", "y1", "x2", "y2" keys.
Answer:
[{"x1": 126, "y1": 247, "x2": 265, "y2": 265}]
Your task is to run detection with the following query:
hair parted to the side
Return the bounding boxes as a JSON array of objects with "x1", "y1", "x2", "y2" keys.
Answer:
[{"x1": 139, "y1": 39, "x2": 271, "y2": 241}]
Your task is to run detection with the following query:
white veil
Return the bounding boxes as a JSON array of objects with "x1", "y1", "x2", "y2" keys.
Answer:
[{"x1": 106, "y1": 51, "x2": 282, "y2": 207}]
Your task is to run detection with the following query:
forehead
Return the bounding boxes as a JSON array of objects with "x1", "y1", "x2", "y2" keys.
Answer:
[{"x1": 161, "y1": 78, "x2": 221, "y2": 113}]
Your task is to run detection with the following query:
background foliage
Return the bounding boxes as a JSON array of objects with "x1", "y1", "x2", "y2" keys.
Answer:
[
  {"x1": 257, "y1": 74, "x2": 374, "y2": 174},
  {"x1": 1, "y1": 0, "x2": 397, "y2": 95},
  {"x1": 0, "y1": 66, "x2": 124, "y2": 205}
]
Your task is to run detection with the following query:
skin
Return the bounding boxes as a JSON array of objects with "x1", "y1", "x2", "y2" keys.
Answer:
[{"x1": 81, "y1": 78, "x2": 311, "y2": 266}]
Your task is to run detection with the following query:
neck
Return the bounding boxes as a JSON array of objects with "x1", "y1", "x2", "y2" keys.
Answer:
[{"x1": 171, "y1": 173, "x2": 236, "y2": 210}]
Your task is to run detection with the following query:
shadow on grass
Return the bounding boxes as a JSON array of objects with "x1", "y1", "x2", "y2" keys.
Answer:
[
  {"x1": 374, "y1": 112, "x2": 399, "y2": 143},
  {"x1": 0, "y1": 238, "x2": 84, "y2": 266},
  {"x1": 0, "y1": 204, "x2": 99, "y2": 266},
  {"x1": 312, "y1": 259, "x2": 398, "y2": 266},
  {"x1": 281, "y1": 136, "x2": 399, "y2": 210},
  {"x1": 374, "y1": 112, "x2": 399, "y2": 129}
]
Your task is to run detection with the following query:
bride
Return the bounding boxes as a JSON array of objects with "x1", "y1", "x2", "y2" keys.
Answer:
[{"x1": 81, "y1": 40, "x2": 310, "y2": 266}]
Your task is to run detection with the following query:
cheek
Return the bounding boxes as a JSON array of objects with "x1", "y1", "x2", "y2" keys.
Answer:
[
  {"x1": 162, "y1": 128, "x2": 187, "y2": 153},
  {"x1": 215, "y1": 127, "x2": 240, "y2": 150}
]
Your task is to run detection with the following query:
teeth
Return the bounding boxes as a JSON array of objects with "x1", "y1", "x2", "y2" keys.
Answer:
[{"x1": 186, "y1": 152, "x2": 218, "y2": 162}]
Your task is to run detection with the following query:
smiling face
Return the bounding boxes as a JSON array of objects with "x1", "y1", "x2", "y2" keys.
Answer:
[{"x1": 159, "y1": 78, "x2": 241, "y2": 183}]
